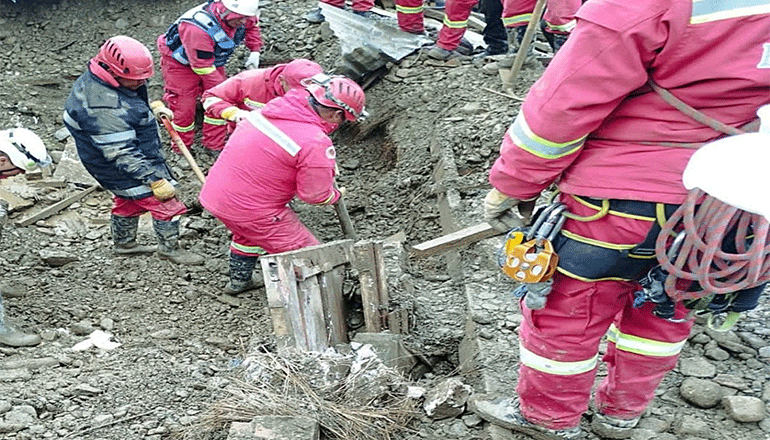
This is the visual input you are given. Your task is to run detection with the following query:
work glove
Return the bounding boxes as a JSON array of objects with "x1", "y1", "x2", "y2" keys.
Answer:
[
  {"x1": 150, "y1": 179, "x2": 176, "y2": 202},
  {"x1": 484, "y1": 188, "x2": 535, "y2": 233},
  {"x1": 221, "y1": 107, "x2": 250, "y2": 122},
  {"x1": 150, "y1": 101, "x2": 174, "y2": 121},
  {"x1": 245, "y1": 51, "x2": 260, "y2": 70}
]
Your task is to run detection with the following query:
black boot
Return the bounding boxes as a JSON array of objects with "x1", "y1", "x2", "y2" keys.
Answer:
[
  {"x1": 153, "y1": 219, "x2": 204, "y2": 265},
  {"x1": 225, "y1": 253, "x2": 258, "y2": 295},
  {"x1": 112, "y1": 215, "x2": 156, "y2": 255}
]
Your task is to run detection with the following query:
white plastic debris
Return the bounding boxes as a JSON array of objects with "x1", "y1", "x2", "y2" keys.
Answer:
[{"x1": 72, "y1": 330, "x2": 121, "y2": 351}]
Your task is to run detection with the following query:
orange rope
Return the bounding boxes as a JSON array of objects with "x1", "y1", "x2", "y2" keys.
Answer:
[{"x1": 655, "y1": 188, "x2": 770, "y2": 301}]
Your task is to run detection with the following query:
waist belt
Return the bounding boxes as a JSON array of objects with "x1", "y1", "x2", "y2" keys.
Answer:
[{"x1": 553, "y1": 197, "x2": 680, "y2": 282}]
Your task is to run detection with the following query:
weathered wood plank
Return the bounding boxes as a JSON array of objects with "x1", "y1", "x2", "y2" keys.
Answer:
[
  {"x1": 15, "y1": 184, "x2": 98, "y2": 227},
  {"x1": 261, "y1": 257, "x2": 301, "y2": 350},
  {"x1": 354, "y1": 241, "x2": 382, "y2": 333},
  {"x1": 319, "y1": 267, "x2": 348, "y2": 345},
  {"x1": 295, "y1": 267, "x2": 329, "y2": 352},
  {"x1": 409, "y1": 222, "x2": 501, "y2": 258}
]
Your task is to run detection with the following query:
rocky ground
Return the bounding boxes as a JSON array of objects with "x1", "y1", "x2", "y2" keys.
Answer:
[{"x1": 0, "y1": 1, "x2": 769, "y2": 440}]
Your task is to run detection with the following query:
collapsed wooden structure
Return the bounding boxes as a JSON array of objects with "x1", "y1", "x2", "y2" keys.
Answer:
[{"x1": 260, "y1": 239, "x2": 410, "y2": 352}]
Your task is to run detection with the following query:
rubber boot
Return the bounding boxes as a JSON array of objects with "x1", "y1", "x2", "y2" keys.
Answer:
[
  {"x1": 153, "y1": 219, "x2": 205, "y2": 266},
  {"x1": 112, "y1": 215, "x2": 156, "y2": 255},
  {"x1": 0, "y1": 295, "x2": 40, "y2": 347},
  {"x1": 224, "y1": 253, "x2": 258, "y2": 295}
]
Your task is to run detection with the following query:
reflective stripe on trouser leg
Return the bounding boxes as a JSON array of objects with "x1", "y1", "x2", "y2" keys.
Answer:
[
  {"x1": 542, "y1": 0, "x2": 581, "y2": 32},
  {"x1": 436, "y1": 0, "x2": 477, "y2": 50},
  {"x1": 202, "y1": 116, "x2": 228, "y2": 151},
  {"x1": 395, "y1": 0, "x2": 425, "y2": 33},
  {"x1": 160, "y1": 54, "x2": 202, "y2": 147},
  {"x1": 502, "y1": 0, "x2": 535, "y2": 27},
  {"x1": 516, "y1": 274, "x2": 638, "y2": 430},
  {"x1": 595, "y1": 301, "x2": 692, "y2": 419},
  {"x1": 217, "y1": 208, "x2": 320, "y2": 256}
]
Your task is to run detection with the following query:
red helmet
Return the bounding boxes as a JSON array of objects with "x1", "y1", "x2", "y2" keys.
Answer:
[
  {"x1": 303, "y1": 74, "x2": 366, "y2": 122},
  {"x1": 94, "y1": 36, "x2": 154, "y2": 80}
]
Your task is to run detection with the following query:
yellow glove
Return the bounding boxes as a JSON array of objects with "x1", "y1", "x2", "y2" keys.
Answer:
[
  {"x1": 221, "y1": 107, "x2": 250, "y2": 122},
  {"x1": 484, "y1": 188, "x2": 535, "y2": 233},
  {"x1": 150, "y1": 179, "x2": 176, "y2": 201},
  {"x1": 150, "y1": 101, "x2": 173, "y2": 121}
]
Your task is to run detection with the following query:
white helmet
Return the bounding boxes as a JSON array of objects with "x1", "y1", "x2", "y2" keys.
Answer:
[
  {"x1": 221, "y1": 0, "x2": 259, "y2": 16},
  {"x1": 0, "y1": 128, "x2": 52, "y2": 172}
]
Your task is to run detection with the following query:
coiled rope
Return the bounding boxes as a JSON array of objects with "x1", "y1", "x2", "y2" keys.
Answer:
[{"x1": 655, "y1": 188, "x2": 770, "y2": 301}]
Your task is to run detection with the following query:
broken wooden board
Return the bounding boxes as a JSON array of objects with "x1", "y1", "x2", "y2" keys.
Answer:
[
  {"x1": 409, "y1": 222, "x2": 503, "y2": 258},
  {"x1": 15, "y1": 184, "x2": 98, "y2": 227},
  {"x1": 260, "y1": 240, "x2": 355, "y2": 352},
  {"x1": 353, "y1": 241, "x2": 390, "y2": 333}
]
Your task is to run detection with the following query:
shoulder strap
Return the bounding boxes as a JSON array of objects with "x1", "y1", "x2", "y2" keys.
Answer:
[{"x1": 647, "y1": 79, "x2": 746, "y2": 136}]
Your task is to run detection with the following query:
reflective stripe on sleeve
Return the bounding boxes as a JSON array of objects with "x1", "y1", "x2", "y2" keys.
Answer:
[
  {"x1": 606, "y1": 324, "x2": 686, "y2": 357},
  {"x1": 244, "y1": 98, "x2": 266, "y2": 109},
  {"x1": 92, "y1": 129, "x2": 136, "y2": 145},
  {"x1": 508, "y1": 113, "x2": 586, "y2": 159},
  {"x1": 519, "y1": 343, "x2": 598, "y2": 376},
  {"x1": 62, "y1": 111, "x2": 82, "y2": 130},
  {"x1": 202, "y1": 96, "x2": 223, "y2": 110},
  {"x1": 246, "y1": 110, "x2": 302, "y2": 157}
]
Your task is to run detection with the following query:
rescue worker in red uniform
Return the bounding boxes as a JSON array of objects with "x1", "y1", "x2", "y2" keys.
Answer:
[
  {"x1": 502, "y1": 0, "x2": 582, "y2": 52},
  {"x1": 306, "y1": 0, "x2": 376, "y2": 23},
  {"x1": 199, "y1": 74, "x2": 366, "y2": 295},
  {"x1": 200, "y1": 59, "x2": 323, "y2": 150},
  {"x1": 472, "y1": 0, "x2": 770, "y2": 439},
  {"x1": 157, "y1": 0, "x2": 261, "y2": 153}
]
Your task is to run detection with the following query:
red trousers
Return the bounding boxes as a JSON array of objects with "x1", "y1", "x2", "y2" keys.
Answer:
[
  {"x1": 515, "y1": 195, "x2": 693, "y2": 429},
  {"x1": 436, "y1": 0, "x2": 479, "y2": 51},
  {"x1": 322, "y1": 0, "x2": 374, "y2": 11},
  {"x1": 159, "y1": 55, "x2": 226, "y2": 150},
  {"x1": 502, "y1": 0, "x2": 580, "y2": 32},
  {"x1": 395, "y1": 0, "x2": 425, "y2": 33},
  {"x1": 216, "y1": 207, "x2": 320, "y2": 257},
  {"x1": 112, "y1": 195, "x2": 187, "y2": 221}
]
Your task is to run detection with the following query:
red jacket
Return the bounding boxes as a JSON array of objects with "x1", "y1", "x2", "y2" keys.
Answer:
[
  {"x1": 201, "y1": 65, "x2": 287, "y2": 119},
  {"x1": 158, "y1": 2, "x2": 262, "y2": 90},
  {"x1": 199, "y1": 89, "x2": 340, "y2": 222},
  {"x1": 491, "y1": 0, "x2": 770, "y2": 204}
]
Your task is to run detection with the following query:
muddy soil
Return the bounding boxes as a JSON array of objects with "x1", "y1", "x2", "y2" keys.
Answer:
[{"x1": 1, "y1": 1, "x2": 769, "y2": 440}]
